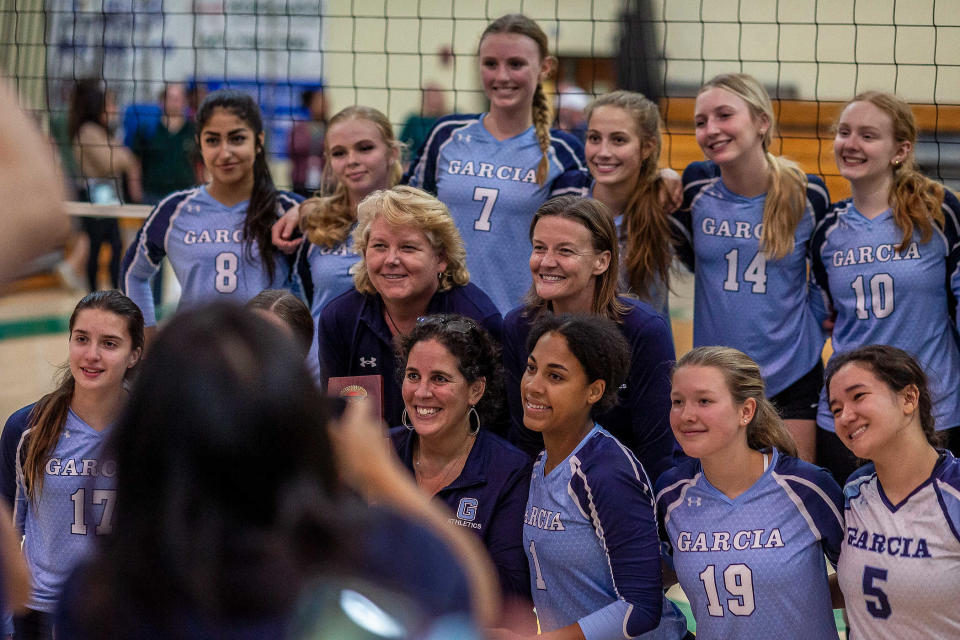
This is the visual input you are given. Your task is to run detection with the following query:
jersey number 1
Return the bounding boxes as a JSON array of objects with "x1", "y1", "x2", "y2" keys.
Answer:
[
  {"x1": 472, "y1": 187, "x2": 499, "y2": 232},
  {"x1": 528, "y1": 539, "x2": 547, "y2": 590}
]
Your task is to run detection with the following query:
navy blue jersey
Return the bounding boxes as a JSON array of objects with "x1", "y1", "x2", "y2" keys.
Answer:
[
  {"x1": 501, "y1": 298, "x2": 680, "y2": 484},
  {"x1": 121, "y1": 186, "x2": 302, "y2": 325},
  {"x1": 810, "y1": 192, "x2": 960, "y2": 431},
  {"x1": 839, "y1": 452, "x2": 960, "y2": 638},
  {"x1": 293, "y1": 230, "x2": 360, "y2": 382},
  {"x1": 391, "y1": 427, "x2": 531, "y2": 600},
  {"x1": 656, "y1": 450, "x2": 843, "y2": 640},
  {"x1": 317, "y1": 284, "x2": 502, "y2": 427},
  {"x1": 0, "y1": 404, "x2": 31, "y2": 507},
  {"x1": 524, "y1": 425, "x2": 687, "y2": 639},
  {"x1": 674, "y1": 161, "x2": 830, "y2": 395},
  {"x1": 405, "y1": 114, "x2": 590, "y2": 313},
  {"x1": 14, "y1": 407, "x2": 116, "y2": 613}
]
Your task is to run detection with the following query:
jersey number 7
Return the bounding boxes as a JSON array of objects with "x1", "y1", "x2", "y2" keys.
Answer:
[{"x1": 472, "y1": 187, "x2": 500, "y2": 232}]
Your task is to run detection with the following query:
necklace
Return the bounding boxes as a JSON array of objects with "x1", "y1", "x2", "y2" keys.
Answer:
[
  {"x1": 414, "y1": 433, "x2": 476, "y2": 493},
  {"x1": 383, "y1": 304, "x2": 404, "y2": 336}
]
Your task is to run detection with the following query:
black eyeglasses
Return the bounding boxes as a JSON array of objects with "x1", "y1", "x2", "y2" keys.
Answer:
[{"x1": 416, "y1": 315, "x2": 476, "y2": 334}]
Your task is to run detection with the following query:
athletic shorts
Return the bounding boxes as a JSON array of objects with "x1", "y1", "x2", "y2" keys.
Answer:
[{"x1": 770, "y1": 360, "x2": 823, "y2": 421}]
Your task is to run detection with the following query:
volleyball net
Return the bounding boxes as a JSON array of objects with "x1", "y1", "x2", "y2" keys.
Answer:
[{"x1": 1, "y1": 0, "x2": 958, "y2": 209}]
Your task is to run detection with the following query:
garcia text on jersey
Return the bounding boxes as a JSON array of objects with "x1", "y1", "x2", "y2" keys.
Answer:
[
  {"x1": 676, "y1": 528, "x2": 784, "y2": 552},
  {"x1": 831, "y1": 241, "x2": 921, "y2": 267},
  {"x1": 447, "y1": 160, "x2": 537, "y2": 184},
  {"x1": 183, "y1": 228, "x2": 244, "y2": 245},
  {"x1": 525, "y1": 505, "x2": 565, "y2": 531},
  {"x1": 701, "y1": 217, "x2": 763, "y2": 240},
  {"x1": 846, "y1": 526, "x2": 932, "y2": 558},
  {"x1": 46, "y1": 458, "x2": 117, "y2": 477}
]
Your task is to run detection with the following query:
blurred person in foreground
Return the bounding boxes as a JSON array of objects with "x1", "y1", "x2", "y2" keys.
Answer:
[{"x1": 55, "y1": 302, "x2": 499, "y2": 638}]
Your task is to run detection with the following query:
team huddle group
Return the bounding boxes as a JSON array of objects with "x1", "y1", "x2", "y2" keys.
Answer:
[{"x1": 3, "y1": 10, "x2": 960, "y2": 640}]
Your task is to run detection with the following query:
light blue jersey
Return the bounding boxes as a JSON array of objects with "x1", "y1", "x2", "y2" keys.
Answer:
[
  {"x1": 523, "y1": 425, "x2": 687, "y2": 640},
  {"x1": 406, "y1": 114, "x2": 589, "y2": 312},
  {"x1": 839, "y1": 453, "x2": 960, "y2": 639},
  {"x1": 656, "y1": 450, "x2": 843, "y2": 640},
  {"x1": 14, "y1": 409, "x2": 116, "y2": 613},
  {"x1": 811, "y1": 193, "x2": 960, "y2": 431},
  {"x1": 293, "y1": 232, "x2": 359, "y2": 382},
  {"x1": 121, "y1": 186, "x2": 301, "y2": 325},
  {"x1": 676, "y1": 164, "x2": 830, "y2": 394}
]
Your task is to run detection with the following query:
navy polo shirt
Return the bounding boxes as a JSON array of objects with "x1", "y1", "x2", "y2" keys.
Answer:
[
  {"x1": 391, "y1": 426, "x2": 532, "y2": 601},
  {"x1": 317, "y1": 283, "x2": 502, "y2": 427},
  {"x1": 501, "y1": 297, "x2": 682, "y2": 485}
]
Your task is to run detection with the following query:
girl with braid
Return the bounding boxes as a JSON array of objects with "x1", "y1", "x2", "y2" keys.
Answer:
[
  {"x1": 121, "y1": 90, "x2": 301, "y2": 342},
  {"x1": 406, "y1": 14, "x2": 590, "y2": 313}
]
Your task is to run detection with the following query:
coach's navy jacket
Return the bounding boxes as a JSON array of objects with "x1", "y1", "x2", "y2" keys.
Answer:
[
  {"x1": 317, "y1": 283, "x2": 502, "y2": 427},
  {"x1": 391, "y1": 426, "x2": 532, "y2": 601}
]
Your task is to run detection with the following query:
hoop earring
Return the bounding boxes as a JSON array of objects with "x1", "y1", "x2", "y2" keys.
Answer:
[
  {"x1": 468, "y1": 406, "x2": 481, "y2": 436},
  {"x1": 402, "y1": 408, "x2": 414, "y2": 430}
]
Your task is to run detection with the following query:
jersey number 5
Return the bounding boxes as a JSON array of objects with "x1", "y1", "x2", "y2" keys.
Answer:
[
  {"x1": 472, "y1": 187, "x2": 500, "y2": 232},
  {"x1": 699, "y1": 563, "x2": 755, "y2": 616},
  {"x1": 862, "y1": 565, "x2": 892, "y2": 619}
]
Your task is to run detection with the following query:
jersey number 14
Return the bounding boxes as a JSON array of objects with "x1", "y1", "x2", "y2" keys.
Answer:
[{"x1": 723, "y1": 249, "x2": 767, "y2": 294}]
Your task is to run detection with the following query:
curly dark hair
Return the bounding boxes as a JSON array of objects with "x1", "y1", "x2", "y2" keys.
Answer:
[
  {"x1": 525, "y1": 313, "x2": 630, "y2": 417},
  {"x1": 396, "y1": 314, "x2": 505, "y2": 430}
]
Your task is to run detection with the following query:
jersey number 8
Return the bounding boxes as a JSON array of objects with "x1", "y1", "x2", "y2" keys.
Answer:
[{"x1": 215, "y1": 251, "x2": 239, "y2": 293}]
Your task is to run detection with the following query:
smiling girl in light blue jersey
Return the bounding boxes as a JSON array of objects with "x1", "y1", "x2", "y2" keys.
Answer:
[
  {"x1": 675, "y1": 73, "x2": 830, "y2": 463},
  {"x1": 7, "y1": 291, "x2": 143, "y2": 639},
  {"x1": 406, "y1": 14, "x2": 589, "y2": 313},
  {"x1": 584, "y1": 91, "x2": 679, "y2": 319},
  {"x1": 121, "y1": 90, "x2": 301, "y2": 340},
  {"x1": 292, "y1": 106, "x2": 401, "y2": 381},
  {"x1": 657, "y1": 346, "x2": 843, "y2": 640},
  {"x1": 811, "y1": 92, "x2": 960, "y2": 482},
  {"x1": 510, "y1": 313, "x2": 688, "y2": 640}
]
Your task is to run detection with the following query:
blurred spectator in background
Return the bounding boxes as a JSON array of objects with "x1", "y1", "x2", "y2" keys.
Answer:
[
  {"x1": 0, "y1": 79, "x2": 70, "y2": 285},
  {"x1": 399, "y1": 82, "x2": 448, "y2": 166},
  {"x1": 132, "y1": 83, "x2": 199, "y2": 206},
  {"x1": 288, "y1": 86, "x2": 327, "y2": 197},
  {"x1": 70, "y1": 79, "x2": 141, "y2": 291},
  {"x1": 555, "y1": 84, "x2": 589, "y2": 144}
]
